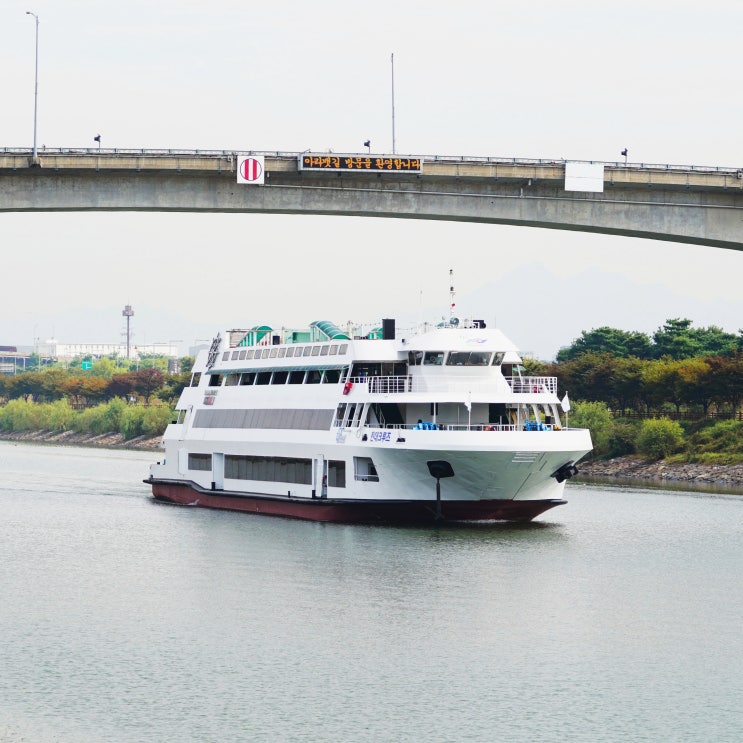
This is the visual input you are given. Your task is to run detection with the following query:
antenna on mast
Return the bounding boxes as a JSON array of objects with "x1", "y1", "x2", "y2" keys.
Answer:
[{"x1": 449, "y1": 268, "x2": 456, "y2": 320}]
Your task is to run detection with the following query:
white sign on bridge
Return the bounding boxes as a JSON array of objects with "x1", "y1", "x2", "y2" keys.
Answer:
[{"x1": 237, "y1": 156, "x2": 265, "y2": 184}]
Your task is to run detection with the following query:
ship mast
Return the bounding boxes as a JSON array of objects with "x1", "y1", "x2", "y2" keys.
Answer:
[{"x1": 449, "y1": 268, "x2": 456, "y2": 321}]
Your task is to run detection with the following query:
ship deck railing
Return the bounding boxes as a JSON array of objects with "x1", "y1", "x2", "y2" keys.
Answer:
[
  {"x1": 348, "y1": 375, "x2": 557, "y2": 394},
  {"x1": 334, "y1": 422, "x2": 563, "y2": 432}
]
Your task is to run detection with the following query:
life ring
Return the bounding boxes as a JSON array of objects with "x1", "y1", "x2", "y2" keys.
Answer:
[
  {"x1": 343, "y1": 381, "x2": 353, "y2": 395},
  {"x1": 533, "y1": 385, "x2": 538, "y2": 393}
]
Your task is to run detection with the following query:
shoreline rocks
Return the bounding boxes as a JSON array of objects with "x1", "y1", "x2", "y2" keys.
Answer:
[
  {"x1": 0, "y1": 429, "x2": 162, "y2": 451},
  {"x1": 576, "y1": 456, "x2": 743, "y2": 487}
]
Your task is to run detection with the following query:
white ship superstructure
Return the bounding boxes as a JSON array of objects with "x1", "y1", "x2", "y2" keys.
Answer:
[{"x1": 147, "y1": 318, "x2": 592, "y2": 523}]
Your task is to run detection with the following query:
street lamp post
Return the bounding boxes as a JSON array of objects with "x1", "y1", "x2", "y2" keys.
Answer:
[{"x1": 26, "y1": 11, "x2": 39, "y2": 160}]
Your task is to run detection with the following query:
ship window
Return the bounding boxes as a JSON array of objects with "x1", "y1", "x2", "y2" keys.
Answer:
[
  {"x1": 320, "y1": 345, "x2": 329, "y2": 356},
  {"x1": 329, "y1": 346, "x2": 338, "y2": 356},
  {"x1": 339, "y1": 344, "x2": 348, "y2": 354},
  {"x1": 256, "y1": 371, "x2": 271, "y2": 385},
  {"x1": 446, "y1": 351, "x2": 492, "y2": 366},
  {"x1": 303, "y1": 347, "x2": 312, "y2": 357},
  {"x1": 188, "y1": 453, "x2": 211, "y2": 471},
  {"x1": 424, "y1": 351, "x2": 445, "y2": 366},
  {"x1": 278, "y1": 348, "x2": 286, "y2": 358},
  {"x1": 306, "y1": 370, "x2": 322, "y2": 384},
  {"x1": 246, "y1": 349, "x2": 255, "y2": 360},
  {"x1": 468, "y1": 352, "x2": 491, "y2": 366},
  {"x1": 240, "y1": 372, "x2": 255, "y2": 385},
  {"x1": 272, "y1": 370, "x2": 288, "y2": 384},
  {"x1": 208, "y1": 373, "x2": 223, "y2": 386},
  {"x1": 353, "y1": 456, "x2": 379, "y2": 482},
  {"x1": 190, "y1": 372, "x2": 201, "y2": 387},
  {"x1": 409, "y1": 351, "x2": 423, "y2": 365},
  {"x1": 324, "y1": 369, "x2": 341, "y2": 383},
  {"x1": 328, "y1": 460, "x2": 346, "y2": 488},
  {"x1": 492, "y1": 352, "x2": 505, "y2": 366},
  {"x1": 222, "y1": 352, "x2": 230, "y2": 361},
  {"x1": 239, "y1": 350, "x2": 246, "y2": 360},
  {"x1": 289, "y1": 370, "x2": 305, "y2": 384},
  {"x1": 311, "y1": 346, "x2": 321, "y2": 356},
  {"x1": 232, "y1": 351, "x2": 240, "y2": 360},
  {"x1": 270, "y1": 348, "x2": 278, "y2": 358},
  {"x1": 225, "y1": 454, "x2": 312, "y2": 485},
  {"x1": 285, "y1": 347, "x2": 295, "y2": 358},
  {"x1": 225, "y1": 373, "x2": 240, "y2": 386}
]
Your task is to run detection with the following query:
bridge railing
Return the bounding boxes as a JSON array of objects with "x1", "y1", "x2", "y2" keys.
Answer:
[{"x1": 1, "y1": 147, "x2": 740, "y2": 174}]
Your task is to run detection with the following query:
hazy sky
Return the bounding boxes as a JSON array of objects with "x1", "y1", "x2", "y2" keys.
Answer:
[{"x1": 3, "y1": 0, "x2": 743, "y2": 358}]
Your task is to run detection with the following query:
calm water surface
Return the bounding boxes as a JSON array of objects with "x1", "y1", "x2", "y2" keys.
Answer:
[{"x1": 1, "y1": 442, "x2": 742, "y2": 742}]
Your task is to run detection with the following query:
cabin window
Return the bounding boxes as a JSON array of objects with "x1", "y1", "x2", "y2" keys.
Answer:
[
  {"x1": 306, "y1": 370, "x2": 322, "y2": 384},
  {"x1": 256, "y1": 372, "x2": 272, "y2": 385},
  {"x1": 225, "y1": 373, "x2": 240, "y2": 386},
  {"x1": 222, "y1": 352, "x2": 230, "y2": 361},
  {"x1": 270, "y1": 348, "x2": 278, "y2": 358},
  {"x1": 246, "y1": 349, "x2": 255, "y2": 360},
  {"x1": 311, "y1": 346, "x2": 321, "y2": 356},
  {"x1": 225, "y1": 454, "x2": 312, "y2": 484},
  {"x1": 240, "y1": 372, "x2": 255, "y2": 385},
  {"x1": 409, "y1": 351, "x2": 423, "y2": 365},
  {"x1": 354, "y1": 456, "x2": 379, "y2": 482},
  {"x1": 238, "y1": 350, "x2": 246, "y2": 360},
  {"x1": 190, "y1": 372, "x2": 201, "y2": 387},
  {"x1": 329, "y1": 346, "x2": 339, "y2": 356},
  {"x1": 324, "y1": 369, "x2": 341, "y2": 383},
  {"x1": 288, "y1": 370, "x2": 305, "y2": 384},
  {"x1": 278, "y1": 348, "x2": 286, "y2": 358},
  {"x1": 272, "y1": 370, "x2": 289, "y2": 384},
  {"x1": 232, "y1": 351, "x2": 239, "y2": 360},
  {"x1": 339, "y1": 344, "x2": 348, "y2": 354},
  {"x1": 424, "y1": 351, "x2": 445, "y2": 366},
  {"x1": 320, "y1": 345, "x2": 329, "y2": 356},
  {"x1": 208, "y1": 373, "x2": 223, "y2": 386},
  {"x1": 447, "y1": 351, "x2": 492, "y2": 366},
  {"x1": 492, "y1": 352, "x2": 505, "y2": 366},
  {"x1": 303, "y1": 347, "x2": 312, "y2": 357},
  {"x1": 188, "y1": 453, "x2": 211, "y2": 471},
  {"x1": 285, "y1": 347, "x2": 295, "y2": 358},
  {"x1": 328, "y1": 460, "x2": 346, "y2": 488}
]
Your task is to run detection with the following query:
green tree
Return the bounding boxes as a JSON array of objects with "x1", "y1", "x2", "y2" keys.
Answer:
[
  {"x1": 569, "y1": 400, "x2": 615, "y2": 457},
  {"x1": 636, "y1": 418, "x2": 684, "y2": 459},
  {"x1": 557, "y1": 326, "x2": 653, "y2": 361}
]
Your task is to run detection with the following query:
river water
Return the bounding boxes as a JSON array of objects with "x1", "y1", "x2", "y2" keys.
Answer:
[{"x1": 1, "y1": 441, "x2": 741, "y2": 743}]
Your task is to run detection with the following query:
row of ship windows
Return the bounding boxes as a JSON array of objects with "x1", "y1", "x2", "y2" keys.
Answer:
[
  {"x1": 223, "y1": 343, "x2": 349, "y2": 362},
  {"x1": 188, "y1": 453, "x2": 379, "y2": 486},
  {"x1": 409, "y1": 350, "x2": 506, "y2": 366},
  {"x1": 202, "y1": 368, "x2": 345, "y2": 388}
]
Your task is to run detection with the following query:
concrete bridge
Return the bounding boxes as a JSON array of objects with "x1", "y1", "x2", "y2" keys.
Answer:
[{"x1": 1, "y1": 148, "x2": 742, "y2": 249}]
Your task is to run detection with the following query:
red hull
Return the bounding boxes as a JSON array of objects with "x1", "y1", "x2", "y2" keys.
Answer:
[{"x1": 148, "y1": 479, "x2": 566, "y2": 524}]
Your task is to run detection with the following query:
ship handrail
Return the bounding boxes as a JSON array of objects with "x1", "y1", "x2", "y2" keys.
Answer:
[
  {"x1": 348, "y1": 374, "x2": 557, "y2": 394},
  {"x1": 334, "y1": 422, "x2": 566, "y2": 432}
]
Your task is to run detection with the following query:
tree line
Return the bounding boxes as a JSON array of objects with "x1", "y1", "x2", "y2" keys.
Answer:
[
  {"x1": 537, "y1": 318, "x2": 743, "y2": 464},
  {"x1": 530, "y1": 318, "x2": 743, "y2": 418},
  {"x1": 0, "y1": 357, "x2": 193, "y2": 440}
]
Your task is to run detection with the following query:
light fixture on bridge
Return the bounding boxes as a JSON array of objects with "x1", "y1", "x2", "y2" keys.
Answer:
[
  {"x1": 621, "y1": 148, "x2": 628, "y2": 165},
  {"x1": 94, "y1": 134, "x2": 101, "y2": 151},
  {"x1": 363, "y1": 140, "x2": 371, "y2": 154}
]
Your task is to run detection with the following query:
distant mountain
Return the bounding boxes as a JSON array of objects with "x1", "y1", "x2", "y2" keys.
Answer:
[
  {"x1": 458, "y1": 264, "x2": 743, "y2": 359},
  {"x1": 3, "y1": 265, "x2": 742, "y2": 361}
]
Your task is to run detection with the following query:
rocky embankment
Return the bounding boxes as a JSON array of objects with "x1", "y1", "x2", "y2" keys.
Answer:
[
  {"x1": 576, "y1": 456, "x2": 743, "y2": 487},
  {"x1": 0, "y1": 429, "x2": 162, "y2": 451}
]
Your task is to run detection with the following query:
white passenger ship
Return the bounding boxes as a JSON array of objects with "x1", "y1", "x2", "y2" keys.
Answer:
[{"x1": 147, "y1": 317, "x2": 592, "y2": 523}]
